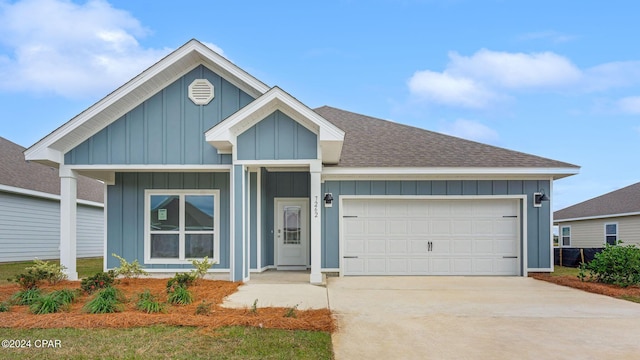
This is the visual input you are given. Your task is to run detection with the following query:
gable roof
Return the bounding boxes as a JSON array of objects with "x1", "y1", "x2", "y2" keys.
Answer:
[
  {"x1": 314, "y1": 106, "x2": 579, "y2": 176},
  {"x1": 554, "y1": 182, "x2": 640, "y2": 221},
  {"x1": 206, "y1": 87, "x2": 345, "y2": 163},
  {"x1": 25, "y1": 39, "x2": 270, "y2": 167},
  {"x1": 0, "y1": 137, "x2": 103, "y2": 203}
]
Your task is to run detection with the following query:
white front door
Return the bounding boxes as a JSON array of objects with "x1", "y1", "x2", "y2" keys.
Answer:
[{"x1": 275, "y1": 198, "x2": 309, "y2": 268}]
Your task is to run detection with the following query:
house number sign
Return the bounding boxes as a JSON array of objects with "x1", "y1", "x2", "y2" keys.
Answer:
[{"x1": 314, "y1": 196, "x2": 319, "y2": 218}]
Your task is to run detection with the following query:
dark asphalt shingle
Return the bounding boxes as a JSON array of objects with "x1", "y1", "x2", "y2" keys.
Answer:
[{"x1": 554, "y1": 182, "x2": 640, "y2": 220}]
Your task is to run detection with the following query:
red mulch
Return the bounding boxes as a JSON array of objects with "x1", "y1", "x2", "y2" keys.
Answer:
[
  {"x1": 0, "y1": 279, "x2": 334, "y2": 332},
  {"x1": 529, "y1": 273, "x2": 640, "y2": 299}
]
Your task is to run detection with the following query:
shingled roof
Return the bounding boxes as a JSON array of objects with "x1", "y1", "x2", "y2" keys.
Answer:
[
  {"x1": 314, "y1": 106, "x2": 579, "y2": 169},
  {"x1": 554, "y1": 182, "x2": 640, "y2": 221},
  {"x1": 0, "y1": 137, "x2": 103, "y2": 203}
]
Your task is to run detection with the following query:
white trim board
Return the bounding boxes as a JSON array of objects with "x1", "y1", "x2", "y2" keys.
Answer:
[
  {"x1": 322, "y1": 167, "x2": 579, "y2": 180},
  {"x1": 555, "y1": 212, "x2": 640, "y2": 223}
]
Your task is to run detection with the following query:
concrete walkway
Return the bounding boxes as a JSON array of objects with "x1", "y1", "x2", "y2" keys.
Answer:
[{"x1": 328, "y1": 276, "x2": 640, "y2": 360}]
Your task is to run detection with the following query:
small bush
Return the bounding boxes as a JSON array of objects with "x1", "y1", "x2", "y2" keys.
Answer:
[
  {"x1": 112, "y1": 253, "x2": 149, "y2": 279},
  {"x1": 579, "y1": 243, "x2": 640, "y2": 287},
  {"x1": 12, "y1": 288, "x2": 42, "y2": 305},
  {"x1": 167, "y1": 286, "x2": 193, "y2": 305},
  {"x1": 83, "y1": 286, "x2": 124, "y2": 314},
  {"x1": 25, "y1": 259, "x2": 68, "y2": 284},
  {"x1": 8, "y1": 271, "x2": 41, "y2": 290},
  {"x1": 30, "y1": 293, "x2": 64, "y2": 314},
  {"x1": 0, "y1": 302, "x2": 10, "y2": 312},
  {"x1": 284, "y1": 304, "x2": 299, "y2": 318},
  {"x1": 195, "y1": 300, "x2": 211, "y2": 315},
  {"x1": 251, "y1": 299, "x2": 258, "y2": 314},
  {"x1": 136, "y1": 290, "x2": 165, "y2": 314},
  {"x1": 81, "y1": 270, "x2": 117, "y2": 294},
  {"x1": 52, "y1": 289, "x2": 80, "y2": 305},
  {"x1": 166, "y1": 273, "x2": 195, "y2": 293},
  {"x1": 190, "y1": 256, "x2": 215, "y2": 281}
]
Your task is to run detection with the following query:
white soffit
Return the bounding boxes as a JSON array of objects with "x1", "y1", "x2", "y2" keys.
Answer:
[
  {"x1": 24, "y1": 39, "x2": 269, "y2": 165},
  {"x1": 205, "y1": 87, "x2": 345, "y2": 163}
]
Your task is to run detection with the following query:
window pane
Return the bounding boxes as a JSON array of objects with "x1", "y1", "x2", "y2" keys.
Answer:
[
  {"x1": 606, "y1": 235, "x2": 617, "y2": 245},
  {"x1": 561, "y1": 227, "x2": 570, "y2": 236},
  {"x1": 605, "y1": 224, "x2": 617, "y2": 235},
  {"x1": 150, "y1": 195, "x2": 179, "y2": 231},
  {"x1": 151, "y1": 234, "x2": 179, "y2": 258},
  {"x1": 185, "y1": 234, "x2": 214, "y2": 258},
  {"x1": 562, "y1": 237, "x2": 570, "y2": 246},
  {"x1": 185, "y1": 195, "x2": 214, "y2": 231},
  {"x1": 283, "y1": 206, "x2": 301, "y2": 245}
]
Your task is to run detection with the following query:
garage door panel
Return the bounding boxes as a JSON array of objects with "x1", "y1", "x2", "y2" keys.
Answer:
[{"x1": 343, "y1": 198, "x2": 520, "y2": 276}]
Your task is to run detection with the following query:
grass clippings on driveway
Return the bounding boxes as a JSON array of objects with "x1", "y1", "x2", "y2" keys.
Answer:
[
  {"x1": 530, "y1": 266, "x2": 640, "y2": 303},
  {"x1": 0, "y1": 326, "x2": 333, "y2": 360}
]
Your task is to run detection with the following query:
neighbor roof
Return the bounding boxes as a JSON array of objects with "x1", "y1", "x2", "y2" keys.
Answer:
[
  {"x1": 315, "y1": 106, "x2": 579, "y2": 169},
  {"x1": 0, "y1": 137, "x2": 103, "y2": 203},
  {"x1": 554, "y1": 182, "x2": 640, "y2": 221}
]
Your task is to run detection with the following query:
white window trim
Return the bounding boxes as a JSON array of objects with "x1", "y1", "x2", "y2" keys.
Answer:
[
  {"x1": 560, "y1": 225, "x2": 571, "y2": 248},
  {"x1": 144, "y1": 189, "x2": 220, "y2": 265},
  {"x1": 604, "y1": 222, "x2": 618, "y2": 246}
]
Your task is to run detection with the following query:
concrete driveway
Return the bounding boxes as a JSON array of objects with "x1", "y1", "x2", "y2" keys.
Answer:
[{"x1": 328, "y1": 276, "x2": 640, "y2": 360}]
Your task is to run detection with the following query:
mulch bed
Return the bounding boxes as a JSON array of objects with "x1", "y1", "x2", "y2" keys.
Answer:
[
  {"x1": 530, "y1": 273, "x2": 640, "y2": 299},
  {"x1": 0, "y1": 279, "x2": 334, "y2": 332}
]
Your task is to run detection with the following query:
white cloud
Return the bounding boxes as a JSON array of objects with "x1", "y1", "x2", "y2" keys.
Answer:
[
  {"x1": 0, "y1": 0, "x2": 175, "y2": 98},
  {"x1": 202, "y1": 41, "x2": 225, "y2": 57},
  {"x1": 408, "y1": 49, "x2": 582, "y2": 108},
  {"x1": 439, "y1": 119, "x2": 499, "y2": 143},
  {"x1": 518, "y1": 31, "x2": 576, "y2": 44},
  {"x1": 408, "y1": 70, "x2": 496, "y2": 108},
  {"x1": 583, "y1": 61, "x2": 640, "y2": 92},
  {"x1": 617, "y1": 96, "x2": 640, "y2": 114}
]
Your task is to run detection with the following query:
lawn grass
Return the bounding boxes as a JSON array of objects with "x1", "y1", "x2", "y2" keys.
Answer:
[
  {"x1": 551, "y1": 265, "x2": 581, "y2": 277},
  {"x1": 0, "y1": 257, "x2": 103, "y2": 285},
  {"x1": 0, "y1": 326, "x2": 333, "y2": 360}
]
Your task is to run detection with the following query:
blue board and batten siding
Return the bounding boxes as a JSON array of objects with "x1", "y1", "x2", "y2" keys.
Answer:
[
  {"x1": 237, "y1": 110, "x2": 317, "y2": 160},
  {"x1": 321, "y1": 179, "x2": 552, "y2": 270},
  {"x1": 65, "y1": 65, "x2": 253, "y2": 166},
  {"x1": 105, "y1": 172, "x2": 230, "y2": 269}
]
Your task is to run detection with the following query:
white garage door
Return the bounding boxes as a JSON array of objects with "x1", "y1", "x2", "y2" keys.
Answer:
[{"x1": 342, "y1": 198, "x2": 520, "y2": 276}]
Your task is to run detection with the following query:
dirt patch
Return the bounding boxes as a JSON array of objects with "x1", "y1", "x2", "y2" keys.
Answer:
[
  {"x1": 0, "y1": 279, "x2": 334, "y2": 332},
  {"x1": 530, "y1": 273, "x2": 640, "y2": 299}
]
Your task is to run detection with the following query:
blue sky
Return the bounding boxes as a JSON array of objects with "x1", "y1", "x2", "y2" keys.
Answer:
[{"x1": 1, "y1": 0, "x2": 639, "y2": 211}]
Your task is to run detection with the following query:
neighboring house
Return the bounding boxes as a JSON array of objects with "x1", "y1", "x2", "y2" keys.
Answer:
[
  {"x1": 554, "y1": 182, "x2": 640, "y2": 248},
  {"x1": 0, "y1": 136, "x2": 104, "y2": 262},
  {"x1": 24, "y1": 39, "x2": 579, "y2": 282}
]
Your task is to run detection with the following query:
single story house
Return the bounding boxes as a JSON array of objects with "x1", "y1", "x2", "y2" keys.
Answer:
[
  {"x1": 24, "y1": 39, "x2": 579, "y2": 283},
  {"x1": 554, "y1": 182, "x2": 640, "y2": 248},
  {"x1": 0, "y1": 136, "x2": 104, "y2": 262}
]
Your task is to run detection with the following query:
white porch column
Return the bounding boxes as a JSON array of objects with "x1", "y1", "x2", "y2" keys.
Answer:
[
  {"x1": 310, "y1": 164, "x2": 323, "y2": 284},
  {"x1": 59, "y1": 167, "x2": 78, "y2": 280}
]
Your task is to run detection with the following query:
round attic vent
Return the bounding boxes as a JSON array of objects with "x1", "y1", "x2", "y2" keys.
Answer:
[{"x1": 188, "y1": 79, "x2": 214, "y2": 105}]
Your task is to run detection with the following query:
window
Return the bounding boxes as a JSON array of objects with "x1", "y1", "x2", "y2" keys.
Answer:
[
  {"x1": 145, "y1": 190, "x2": 219, "y2": 264},
  {"x1": 605, "y1": 223, "x2": 618, "y2": 246},
  {"x1": 561, "y1": 226, "x2": 571, "y2": 247}
]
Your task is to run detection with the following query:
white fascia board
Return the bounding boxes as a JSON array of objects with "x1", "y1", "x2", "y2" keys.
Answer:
[
  {"x1": 554, "y1": 212, "x2": 640, "y2": 223},
  {"x1": 68, "y1": 164, "x2": 232, "y2": 172},
  {"x1": 321, "y1": 167, "x2": 579, "y2": 178},
  {"x1": 0, "y1": 184, "x2": 103, "y2": 208},
  {"x1": 25, "y1": 40, "x2": 268, "y2": 165}
]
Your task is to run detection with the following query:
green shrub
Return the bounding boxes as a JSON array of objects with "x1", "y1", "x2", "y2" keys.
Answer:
[
  {"x1": 0, "y1": 302, "x2": 10, "y2": 312},
  {"x1": 83, "y1": 286, "x2": 124, "y2": 314},
  {"x1": 578, "y1": 243, "x2": 640, "y2": 287},
  {"x1": 167, "y1": 286, "x2": 193, "y2": 305},
  {"x1": 189, "y1": 256, "x2": 215, "y2": 281},
  {"x1": 52, "y1": 289, "x2": 80, "y2": 305},
  {"x1": 25, "y1": 259, "x2": 68, "y2": 284},
  {"x1": 284, "y1": 304, "x2": 299, "y2": 318},
  {"x1": 8, "y1": 271, "x2": 41, "y2": 290},
  {"x1": 81, "y1": 270, "x2": 117, "y2": 294},
  {"x1": 112, "y1": 253, "x2": 149, "y2": 279},
  {"x1": 30, "y1": 293, "x2": 64, "y2": 314},
  {"x1": 195, "y1": 300, "x2": 211, "y2": 315},
  {"x1": 136, "y1": 290, "x2": 165, "y2": 314},
  {"x1": 12, "y1": 288, "x2": 42, "y2": 305},
  {"x1": 166, "y1": 273, "x2": 195, "y2": 293}
]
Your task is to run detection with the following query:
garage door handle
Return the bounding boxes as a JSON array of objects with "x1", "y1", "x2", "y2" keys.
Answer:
[
  {"x1": 502, "y1": 256, "x2": 518, "y2": 259},
  {"x1": 343, "y1": 256, "x2": 358, "y2": 259}
]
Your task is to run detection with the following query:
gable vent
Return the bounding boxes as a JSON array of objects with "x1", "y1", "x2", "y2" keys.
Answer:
[{"x1": 188, "y1": 79, "x2": 215, "y2": 105}]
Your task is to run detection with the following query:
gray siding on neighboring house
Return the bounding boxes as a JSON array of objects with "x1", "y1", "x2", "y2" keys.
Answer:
[
  {"x1": 559, "y1": 215, "x2": 640, "y2": 248},
  {"x1": 237, "y1": 110, "x2": 317, "y2": 160},
  {"x1": 105, "y1": 172, "x2": 230, "y2": 269},
  {"x1": 65, "y1": 65, "x2": 253, "y2": 166},
  {"x1": 321, "y1": 179, "x2": 551, "y2": 270},
  {"x1": 0, "y1": 192, "x2": 104, "y2": 262}
]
